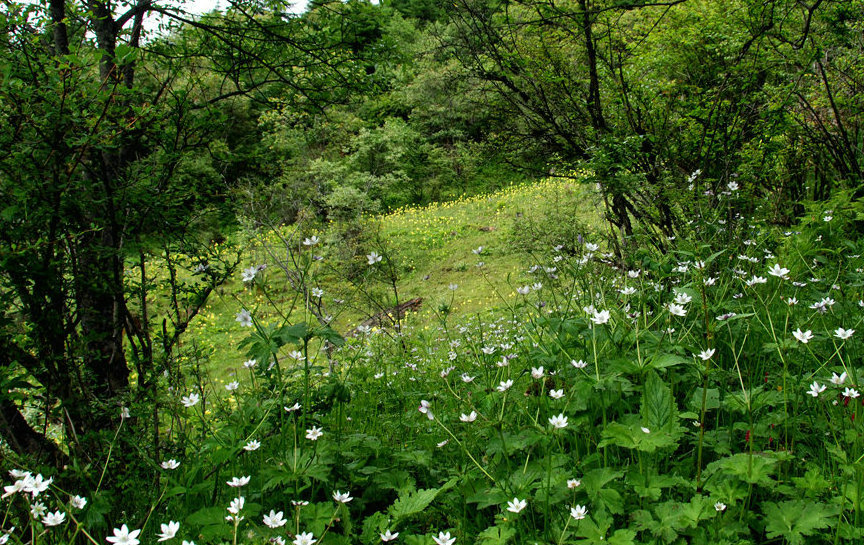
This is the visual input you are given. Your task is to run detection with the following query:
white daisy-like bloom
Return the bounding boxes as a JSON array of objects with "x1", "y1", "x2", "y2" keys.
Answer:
[
  {"x1": 380, "y1": 529, "x2": 399, "y2": 541},
  {"x1": 641, "y1": 427, "x2": 651, "y2": 434},
  {"x1": 71, "y1": 495, "x2": 87, "y2": 510},
  {"x1": 311, "y1": 288, "x2": 324, "y2": 298},
  {"x1": 567, "y1": 479, "x2": 581, "y2": 489},
  {"x1": 792, "y1": 329, "x2": 813, "y2": 344},
  {"x1": 517, "y1": 286, "x2": 531, "y2": 295},
  {"x1": 506, "y1": 498, "x2": 527, "y2": 513},
  {"x1": 668, "y1": 303, "x2": 687, "y2": 317},
  {"x1": 367, "y1": 252, "x2": 383, "y2": 265},
  {"x1": 235, "y1": 309, "x2": 253, "y2": 327},
  {"x1": 619, "y1": 286, "x2": 637, "y2": 296},
  {"x1": 548, "y1": 414, "x2": 568, "y2": 429},
  {"x1": 835, "y1": 328, "x2": 855, "y2": 340},
  {"x1": 459, "y1": 411, "x2": 477, "y2": 423},
  {"x1": 227, "y1": 497, "x2": 245, "y2": 515},
  {"x1": 160, "y1": 459, "x2": 180, "y2": 470},
  {"x1": 843, "y1": 387, "x2": 860, "y2": 399},
  {"x1": 243, "y1": 359, "x2": 257, "y2": 369},
  {"x1": 585, "y1": 242, "x2": 599, "y2": 252},
  {"x1": 786, "y1": 297, "x2": 798, "y2": 306},
  {"x1": 531, "y1": 366, "x2": 544, "y2": 379},
  {"x1": 570, "y1": 505, "x2": 588, "y2": 520},
  {"x1": 418, "y1": 400, "x2": 434, "y2": 420},
  {"x1": 433, "y1": 531, "x2": 456, "y2": 545},
  {"x1": 697, "y1": 349, "x2": 715, "y2": 361},
  {"x1": 437, "y1": 440, "x2": 449, "y2": 448},
  {"x1": 157, "y1": 521, "x2": 180, "y2": 542},
  {"x1": 225, "y1": 381, "x2": 240, "y2": 392},
  {"x1": 628, "y1": 270, "x2": 640, "y2": 278},
  {"x1": 243, "y1": 440, "x2": 261, "y2": 451},
  {"x1": 42, "y1": 511, "x2": 66, "y2": 527},
  {"x1": 767, "y1": 263, "x2": 790, "y2": 279},
  {"x1": 807, "y1": 382, "x2": 827, "y2": 397},
  {"x1": 180, "y1": 393, "x2": 200, "y2": 408},
  {"x1": 714, "y1": 502, "x2": 727, "y2": 512},
  {"x1": 302, "y1": 236, "x2": 320, "y2": 246},
  {"x1": 460, "y1": 374, "x2": 475, "y2": 383},
  {"x1": 746, "y1": 276, "x2": 767, "y2": 287},
  {"x1": 285, "y1": 403, "x2": 302, "y2": 412},
  {"x1": 241, "y1": 266, "x2": 258, "y2": 283},
  {"x1": 226, "y1": 476, "x2": 251, "y2": 487},
  {"x1": 590, "y1": 310, "x2": 610, "y2": 325},
  {"x1": 549, "y1": 389, "x2": 564, "y2": 399},
  {"x1": 831, "y1": 371, "x2": 848, "y2": 385},
  {"x1": 332, "y1": 490, "x2": 353, "y2": 503},
  {"x1": 571, "y1": 359, "x2": 588, "y2": 369},
  {"x1": 306, "y1": 427, "x2": 324, "y2": 441},
  {"x1": 106, "y1": 524, "x2": 142, "y2": 545},
  {"x1": 496, "y1": 380, "x2": 513, "y2": 392},
  {"x1": 263, "y1": 510, "x2": 287, "y2": 529},
  {"x1": 293, "y1": 532, "x2": 315, "y2": 545},
  {"x1": 673, "y1": 292, "x2": 692, "y2": 305}
]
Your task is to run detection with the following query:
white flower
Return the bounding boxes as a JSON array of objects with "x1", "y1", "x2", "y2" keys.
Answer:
[
  {"x1": 460, "y1": 411, "x2": 477, "y2": 423},
  {"x1": 31, "y1": 501, "x2": 47, "y2": 518},
  {"x1": 293, "y1": 532, "x2": 315, "y2": 545},
  {"x1": 380, "y1": 529, "x2": 399, "y2": 541},
  {"x1": 807, "y1": 382, "x2": 827, "y2": 397},
  {"x1": 120, "y1": 407, "x2": 131, "y2": 420},
  {"x1": 567, "y1": 479, "x2": 581, "y2": 489},
  {"x1": 472, "y1": 246, "x2": 484, "y2": 255},
  {"x1": 160, "y1": 459, "x2": 180, "y2": 470},
  {"x1": 619, "y1": 286, "x2": 637, "y2": 296},
  {"x1": 243, "y1": 440, "x2": 261, "y2": 451},
  {"x1": 24, "y1": 474, "x2": 52, "y2": 497},
  {"x1": 793, "y1": 329, "x2": 813, "y2": 343},
  {"x1": 235, "y1": 309, "x2": 253, "y2": 327},
  {"x1": 243, "y1": 359, "x2": 257, "y2": 369},
  {"x1": 831, "y1": 372, "x2": 848, "y2": 386},
  {"x1": 727, "y1": 181, "x2": 739, "y2": 191},
  {"x1": 746, "y1": 275, "x2": 767, "y2": 287},
  {"x1": 714, "y1": 502, "x2": 727, "y2": 512},
  {"x1": 241, "y1": 266, "x2": 258, "y2": 283},
  {"x1": 673, "y1": 292, "x2": 692, "y2": 305},
  {"x1": 71, "y1": 495, "x2": 87, "y2": 510},
  {"x1": 549, "y1": 389, "x2": 564, "y2": 399},
  {"x1": 549, "y1": 414, "x2": 568, "y2": 429},
  {"x1": 531, "y1": 366, "x2": 544, "y2": 379},
  {"x1": 570, "y1": 505, "x2": 588, "y2": 520},
  {"x1": 157, "y1": 521, "x2": 180, "y2": 542},
  {"x1": 418, "y1": 400, "x2": 434, "y2": 420},
  {"x1": 496, "y1": 380, "x2": 513, "y2": 392},
  {"x1": 517, "y1": 286, "x2": 531, "y2": 295},
  {"x1": 180, "y1": 393, "x2": 200, "y2": 407},
  {"x1": 461, "y1": 374, "x2": 475, "y2": 383},
  {"x1": 285, "y1": 403, "x2": 302, "y2": 412},
  {"x1": 367, "y1": 252, "x2": 382, "y2": 265},
  {"x1": 303, "y1": 236, "x2": 320, "y2": 246},
  {"x1": 107, "y1": 525, "x2": 142, "y2": 545},
  {"x1": 433, "y1": 532, "x2": 456, "y2": 545},
  {"x1": 227, "y1": 476, "x2": 251, "y2": 487},
  {"x1": 42, "y1": 511, "x2": 66, "y2": 527},
  {"x1": 227, "y1": 497, "x2": 245, "y2": 515},
  {"x1": 697, "y1": 349, "x2": 715, "y2": 361},
  {"x1": 628, "y1": 270, "x2": 640, "y2": 278},
  {"x1": 263, "y1": 510, "x2": 287, "y2": 529},
  {"x1": 591, "y1": 310, "x2": 610, "y2": 325},
  {"x1": 571, "y1": 359, "x2": 588, "y2": 369},
  {"x1": 292, "y1": 500, "x2": 310, "y2": 506},
  {"x1": 768, "y1": 264, "x2": 790, "y2": 279},
  {"x1": 225, "y1": 381, "x2": 239, "y2": 392},
  {"x1": 835, "y1": 328, "x2": 855, "y2": 340},
  {"x1": 704, "y1": 277, "x2": 716, "y2": 286},
  {"x1": 506, "y1": 498, "x2": 527, "y2": 513},
  {"x1": 448, "y1": 283, "x2": 458, "y2": 291},
  {"x1": 306, "y1": 427, "x2": 324, "y2": 441},
  {"x1": 437, "y1": 440, "x2": 448, "y2": 448},
  {"x1": 311, "y1": 288, "x2": 324, "y2": 298},
  {"x1": 585, "y1": 242, "x2": 599, "y2": 252},
  {"x1": 641, "y1": 426, "x2": 651, "y2": 434},
  {"x1": 843, "y1": 387, "x2": 860, "y2": 399},
  {"x1": 332, "y1": 490, "x2": 353, "y2": 503},
  {"x1": 668, "y1": 303, "x2": 687, "y2": 317},
  {"x1": 786, "y1": 297, "x2": 798, "y2": 306}
]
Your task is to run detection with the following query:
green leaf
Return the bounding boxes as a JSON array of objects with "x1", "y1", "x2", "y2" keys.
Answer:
[
  {"x1": 476, "y1": 525, "x2": 516, "y2": 544},
  {"x1": 764, "y1": 500, "x2": 838, "y2": 545},
  {"x1": 389, "y1": 480, "x2": 455, "y2": 524},
  {"x1": 641, "y1": 371, "x2": 674, "y2": 431}
]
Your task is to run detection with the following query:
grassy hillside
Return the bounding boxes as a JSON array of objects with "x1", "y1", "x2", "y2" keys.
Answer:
[{"x1": 180, "y1": 176, "x2": 602, "y2": 379}]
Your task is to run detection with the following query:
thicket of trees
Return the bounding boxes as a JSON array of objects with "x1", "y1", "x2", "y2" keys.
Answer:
[{"x1": 1, "y1": 0, "x2": 863, "y2": 475}]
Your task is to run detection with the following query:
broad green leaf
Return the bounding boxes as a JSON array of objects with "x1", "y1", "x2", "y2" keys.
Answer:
[
  {"x1": 476, "y1": 525, "x2": 516, "y2": 544},
  {"x1": 641, "y1": 371, "x2": 674, "y2": 431},
  {"x1": 763, "y1": 500, "x2": 837, "y2": 545}
]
